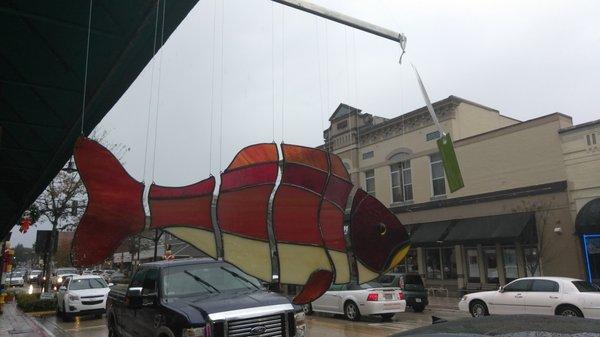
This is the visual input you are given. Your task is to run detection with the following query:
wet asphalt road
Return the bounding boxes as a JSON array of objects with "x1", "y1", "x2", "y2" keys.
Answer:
[{"x1": 35, "y1": 307, "x2": 469, "y2": 337}]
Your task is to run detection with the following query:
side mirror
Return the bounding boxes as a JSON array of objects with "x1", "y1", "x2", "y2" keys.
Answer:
[
  {"x1": 108, "y1": 283, "x2": 114, "y2": 287},
  {"x1": 59, "y1": 286, "x2": 67, "y2": 291},
  {"x1": 498, "y1": 286, "x2": 504, "y2": 293},
  {"x1": 126, "y1": 287, "x2": 143, "y2": 308}
]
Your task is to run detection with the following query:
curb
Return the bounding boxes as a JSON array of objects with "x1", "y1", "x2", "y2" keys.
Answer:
[{"x1": 27, "y1": 310, "x2": 56, "y2": 318}]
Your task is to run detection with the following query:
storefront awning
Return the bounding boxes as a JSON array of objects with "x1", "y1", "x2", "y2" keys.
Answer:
[
  {"x1": 443, "y1": 212, "x2": 536, "y2": 245},
  {"x1": 409, "y1": 220, "x2": 454, "y2": 246},
  {"x1": 576, "y1": 198, "x2": 600, "y2": 235}
]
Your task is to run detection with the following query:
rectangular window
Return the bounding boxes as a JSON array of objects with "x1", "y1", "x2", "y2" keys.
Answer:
[
  {"x1": 430, "y1": 153, "x2": 446, "y2": 196},
  {"x1": 441, "y1": 247, "x2": 457, "y2": 279},
  {"x1": 524, "y1": 247, "x2": 540, "y2": 277},
  {"x1": 502, "y1": 248, "x2": 518, "y2": 282},
  {"x1": 390, "y1": 161, "x2": 413, "y2": 203},
  {"x1": 466, "y1": 248, "x2": 480, "y2": 283},
  {"x1": 425, "y1": 248, "x2": 442, "y2": 279},
  {"x1": 484, "y1": 248, "x2": 499, "y2": 284},
  {"x1": 593, "y1": 133, "x2": 597, "y2": 145},
  {"x1": 587, "y1": 134, "x2": 592, "y2": 146},
  {"x1": 337, "y1": 120, "x2": 348, "y2": 130},
  {"x1": 426, "y1": 130, "x2": 441, "y2": 141},
  {"x1": 362, "y1": 151, "x2": 374, "y2": 160},
  {"x1": 365, "y1": 169, "x2": 375, "y2": 196}
]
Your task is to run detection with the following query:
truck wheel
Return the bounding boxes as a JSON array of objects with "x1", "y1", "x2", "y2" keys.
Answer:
[
  {"x1": 412, "y1": 305, "x2": 425, "y2": 313},
  {"x1": 344, "y1": 302, "x2": 361, "y2": 321},
  {"x1": 108, "y1": 315, "x2": 121, "y2": 337}
]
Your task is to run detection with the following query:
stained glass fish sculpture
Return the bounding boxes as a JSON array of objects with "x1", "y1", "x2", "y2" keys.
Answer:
[{"x1": 71, "y1": 137, "x2": 411, "y2": 304}]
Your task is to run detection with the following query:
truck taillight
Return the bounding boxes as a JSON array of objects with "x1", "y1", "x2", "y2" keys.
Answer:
[
  {"x1": 398, "y1": 292, "x2": 405, "y2": 300},
  {"x1": 367, "y1": 293, "x2": 379, "y2": 301}
]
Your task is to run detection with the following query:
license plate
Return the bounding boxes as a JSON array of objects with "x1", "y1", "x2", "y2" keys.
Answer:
[
  {"x1": 415, "y1": 298, "x2": 422, "y2": 303},
  {"x1": 384, "y1": 294, "x2": 393, "y2": 300}
]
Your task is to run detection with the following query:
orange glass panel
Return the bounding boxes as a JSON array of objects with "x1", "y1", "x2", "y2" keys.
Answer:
[
  {"x1": 273, "y1": 186, "x2": 322, "y2": 245},
  {"x1": 226, "y1": 143, "x2": 278, "y2": 170},
  {"x1": 71, "y1": 137, "x2": 145, "y2": 267},
  {"x1": 292, "y1": 270, "x2": 333, "y2": 305},
  {"x1": 217, "y1": 185, "x2": 273, "y2": 240},
  {"x1": 282, "y1": 144, "x2": 328, "y2": 171},
  {"x1": 220, "y1": 163, "x2": 278, "y2": 192},
  {"x1": 329, "y1": 154, "x2": 350, "y2": 180}
]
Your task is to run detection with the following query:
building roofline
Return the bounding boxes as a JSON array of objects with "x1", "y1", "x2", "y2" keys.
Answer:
[{"x1": 559, "y1": 118, "x2": 600, "y2": 134}]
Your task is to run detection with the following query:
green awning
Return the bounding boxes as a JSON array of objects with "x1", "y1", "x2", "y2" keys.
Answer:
[
  {"x1": 409, "y1": 220, "x2": 454, "y2": 246},
  {"x1": 0, "y1": 0, "x2": 199, "y2": 238},
  {"x1": 443, "y1": 212, "x2": 536, "y2": 244}
]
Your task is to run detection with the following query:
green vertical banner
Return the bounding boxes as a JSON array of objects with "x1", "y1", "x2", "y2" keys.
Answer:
[{"x1": 437, "y1": 133, "x2": 464, "y2": 192}]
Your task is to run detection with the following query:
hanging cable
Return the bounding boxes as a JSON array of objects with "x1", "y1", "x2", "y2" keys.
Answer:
[
  {"x1": 315, "y1": 18, "x2": 324, "y2": 134},
  {"x1": 142, "y1": 0, "x2": 161, "y2": 183},
  {"x1": 324, "y1": 22, "x2": 331, "y2": 152},
  {"x1": 344, "y1": 27, "x2": 350, "y2": 101},
  {"x1": 80, "y1": 0, "x2": 94, "y2": 135},
  {"x1": 271, "y1": 1, "x2": 276, "y2": 142},
  {"x1": 151, "y1": 0, "x2": 167, "y2": 182},
  {"x1": 208, "y1": 0, "x2": 217, "y2": 174},
  {"x1": 218, "y1": 0, "x2": 225, "y2": 172},
  {"x1": 280, "y1": 5, "x2": 285, "y2": 143},
  {"x1": 352, "y1": 30, "x2": 359, "y2": 107}
]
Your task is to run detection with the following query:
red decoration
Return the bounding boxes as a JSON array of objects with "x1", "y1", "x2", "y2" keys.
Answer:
[
  {"x1": 71, "y1": 137, "x2": 411, "y2": 305},
  {"x1": 19, "y1": 216, "x2": 31, "y2": 233}
]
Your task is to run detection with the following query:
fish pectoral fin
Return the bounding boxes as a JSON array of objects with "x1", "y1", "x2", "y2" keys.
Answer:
[{"x1": 292, "y1": 270, "x2": 333, "y2": 305}]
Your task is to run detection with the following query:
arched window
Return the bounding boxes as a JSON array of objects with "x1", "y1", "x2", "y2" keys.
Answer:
[{"x1": 388, "y1": 150, "x2": 413, "y2": 203}]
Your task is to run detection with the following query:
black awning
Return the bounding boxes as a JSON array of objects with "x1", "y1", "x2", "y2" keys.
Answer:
[
  {"x1": 409, "y1": 220, "x2": 454, "y2": 246},
  {"x1": 576, "y1": 198, "x2": 600, "y2": 235},
  {"x1": 443, "y1": 212, "x2": 536, "y2": 245}
]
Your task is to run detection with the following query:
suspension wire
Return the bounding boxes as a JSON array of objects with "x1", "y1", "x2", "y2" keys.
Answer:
[
  {"x1": 218, "y1": 0, "x2": 225, "y2": 172},
  {"x1": 280, "y1": 5, "x2": 285, "y2": 143},
  {"x1": 143, "y1": 0, "x2": 161, "y2": 183},
  {"x1": 315, "y1": 18, "x2": 324, "y2": 133},
  {"x1": 271, "y1": 1, "x2": 276, "y2": 142},
  {"x1": 352, "y1": 30, "x2": 359, "y2": 108},
  {"x1": 344, "y1": 27, "x2": 350, "y2": 101},
  {"x1": 208, "y1": 0, "x2": 217, "y2": 174},
  {"x1": 151, "y1": 0, "x2": 167, "y2": 182},
  {"x1": 324, "y1": 21, "x2": 331, "y2": 152},
  {"x1": 80, "y1": 0, "x2": 94, "y2": 135}
]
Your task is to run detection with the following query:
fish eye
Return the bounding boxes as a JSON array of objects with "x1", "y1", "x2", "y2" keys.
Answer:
[{"x1": 378, "y1": 223, "x2": 387, "y2": 236}]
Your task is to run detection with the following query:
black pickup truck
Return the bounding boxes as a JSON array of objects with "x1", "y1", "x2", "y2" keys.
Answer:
[{"x1": 106, "y1": 258, "x2": 306, "y2": 337}]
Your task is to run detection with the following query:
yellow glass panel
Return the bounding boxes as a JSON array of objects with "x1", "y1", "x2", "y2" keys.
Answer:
[
  {"x1": 223, "y1": 233, "x2": 271, "y2": 282},
  {"x1": 329, "y1": 250, "x2": 350, "y2": 284},
  {"x1": 278, "y1": 243, "x2": 331, "y2": 285},
  {"x1": 165, "y1": 227, "x2": 217, "y2": 258}
]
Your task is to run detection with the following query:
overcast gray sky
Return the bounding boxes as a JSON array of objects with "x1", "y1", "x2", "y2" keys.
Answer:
[{"x1": 11, "y1": 0, "x2": 600, "y2": 247}]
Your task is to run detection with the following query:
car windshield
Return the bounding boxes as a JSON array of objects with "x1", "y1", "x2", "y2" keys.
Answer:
[
  {"x1": 572, "y1": 281, "x2": 600, "y2": 292},
  {"x1": 377, "y1": 275, "x2": 396, "y2": 284},
  {"x1": 162, "y1": 263, "x2": 264, "y2": 298},
  {"x1": 69, "y1": 278, "x2": 107, "y2": 290},
  {"x1": 12, "y1": 272, "x2": 23, "y2": 277}
]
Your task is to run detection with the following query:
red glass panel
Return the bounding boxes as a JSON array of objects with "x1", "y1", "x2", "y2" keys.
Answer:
[
  {"x1": 324, "y1": 175, "x2": 353, "y2": 209},
  {"x1": 220, "y1": 162, "x2": 278, "y2": 192},
  {"x1": 226, "y1": 143, "x2": 278, "y2": 170},
  {"x1": 150, "y1": 177, "x2": 215, "y2": 198},
  {"x1": 292, "y1": 270, "x2": 333, "y2": 305},
  {"x1": 217, "y1": 185, "x2": 273, "y2": 240},
  {"x1": 281, "y1": 163, "x2": 327, "y2": 195},
  {"x1": 329, "y1": 154, "x2": 350, "y2": 180},
  {"x1": 71, "y1": 137, "x2": 145, "y2": 267},
  {"x1": 319, "y1": 200, "x2": 345, "y2": 251},
  {"x1": 273, "y1": 186, "x2": 322, "y2": 245},
  {"x1": 350, "y1": 192, "x2": 410, "y2": 273},
  {"x1": 282, "y1": 144, "x2": 328, "y2": 171}
]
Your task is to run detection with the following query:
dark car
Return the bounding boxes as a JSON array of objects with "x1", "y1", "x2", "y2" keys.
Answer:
[
  {"x1": 107, "y1": 258, "x2": 307, "y2": 337},
  {"x1": 377, "y1": 273, "x2": 428, "y2": 312}
]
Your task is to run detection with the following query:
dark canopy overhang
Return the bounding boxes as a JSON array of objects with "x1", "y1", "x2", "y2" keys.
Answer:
[
  {"x1": 0, "y1": 0, "x2": 198, "y2": 238},
  {"x1": 409, "y1": 220, "x2": 453, "y2": 246},
  {"x1": 576, "y1": 198, "x2": 600, "y2": 235}
]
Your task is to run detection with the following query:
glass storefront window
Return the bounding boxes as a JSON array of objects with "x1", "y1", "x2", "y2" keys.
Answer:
[
  {"x1": 484, "y1": 248, "x2": 498, "y2": 283},
  {"x1": 583, "y1": 235, "x2": 600, "y2": 284},
  {"x1": 524, "y1": 247, "x2": 541, "y2": 277},
  {"x1": 441, "y1": 248, "x2": 457, "y2": 279},
  {"x1": 466, "y1": 248, "x2": 480, "y2": 283},
  {"x1": 393, "y1": 249, "x2": 418, "y2": 274},
  {"x1": 503, "y1": 247, "x2": 518, "y2": 282},
  {"x1": 426, "y1": 248, "x2": 442, "y2": 279}
]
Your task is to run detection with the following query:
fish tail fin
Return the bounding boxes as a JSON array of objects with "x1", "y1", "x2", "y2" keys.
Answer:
[
  {"x1": 292, "y1": 270, "x2": 333, "y2": 305},
  {"x1": 71, "y1": 137, "x2": 146, "y2": 267}
]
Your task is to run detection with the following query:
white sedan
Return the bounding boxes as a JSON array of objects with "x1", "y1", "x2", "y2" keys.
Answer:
[
  {"x1": 304, "y1": 283, "x2": 406, "y2": 321},
  {"x1": 459, "y1": 277, "x2": 600, "y2": 319},
  {"x1": 56, "y1": 275, "x2": 111, "y2": 321},
  {"x1": 4, "y1": 271, "x2": 25, "y2": 287}
]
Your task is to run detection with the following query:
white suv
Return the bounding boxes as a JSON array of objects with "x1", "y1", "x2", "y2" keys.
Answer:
[{"x1": 56, "y1": 275, "x2": 111, "y2": 321}]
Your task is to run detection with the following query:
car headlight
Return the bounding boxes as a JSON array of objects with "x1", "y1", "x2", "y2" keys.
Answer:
[
  {"x1": 461, "y1": 295, "x2": 468, "y2": 301},
  {"x1": 183, "y1": 327, "x2": 208, "y2": 337},
  {"x1": 58, "y1": 277, "x2": 63, "y2": 283},
  {"x1": 68, "y1": 294, "x2": 80, "y2": 301},
  {"x1": 294, "y1": 311, "x2": 307, "y2": 337}
]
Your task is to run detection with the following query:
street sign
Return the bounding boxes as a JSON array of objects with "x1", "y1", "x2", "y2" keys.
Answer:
[{"x1": 40, "y1": 292, "x2": 54, "y2": 300}]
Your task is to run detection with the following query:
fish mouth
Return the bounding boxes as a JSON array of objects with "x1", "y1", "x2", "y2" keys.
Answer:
[{"x1": 383, "y1": 241, "x2": 411, "y2": 272}]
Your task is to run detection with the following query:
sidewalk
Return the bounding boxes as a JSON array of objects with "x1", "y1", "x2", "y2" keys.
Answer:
[
  {"x1": 427, "y1": 295, "x2": 460, "y2": 310},
  {"x1": 0, "y1": 302, "x2": 53, "y2": 337}
]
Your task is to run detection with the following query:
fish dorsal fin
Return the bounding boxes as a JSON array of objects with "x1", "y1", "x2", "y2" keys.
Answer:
[{"x1": 225, "y1": 143, "x2": 278, "y2": 171}]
